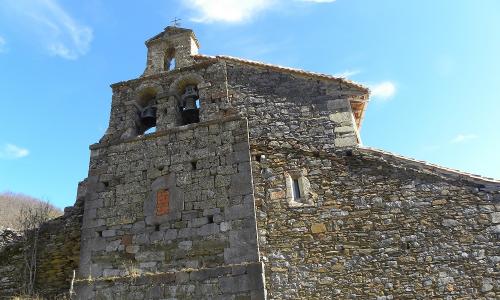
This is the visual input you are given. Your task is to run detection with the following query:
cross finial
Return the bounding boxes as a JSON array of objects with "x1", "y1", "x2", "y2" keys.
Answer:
[{"x1": 171, "y1": 17, "x2": 182, "y2": 27}]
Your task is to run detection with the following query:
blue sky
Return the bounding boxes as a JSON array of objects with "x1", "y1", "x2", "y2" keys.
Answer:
[{"x1": 1, "y1": 0, "x2": 499, "y2": 208}]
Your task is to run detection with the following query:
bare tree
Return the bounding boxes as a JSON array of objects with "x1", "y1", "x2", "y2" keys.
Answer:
[
  {"x1": 18, "y1": 200, "x2": 53, "y2": 296},
  {"x1": 0, "y1": 191, "x2": 62, "y2": 230}
]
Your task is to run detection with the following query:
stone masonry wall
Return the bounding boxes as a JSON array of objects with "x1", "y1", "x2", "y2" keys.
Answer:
[
  {"x1": 252, "y1": 145, "x2": 500, "y2": 299},
  {"x1": 76, "y1": 116, "x2": 265, "y2": 299},
  {"x1": 0, "y1": 195, "x2": 83, "y2": 299},
  {"x1": 226, "y1": 61, "x2": 366, "y2": 150}
]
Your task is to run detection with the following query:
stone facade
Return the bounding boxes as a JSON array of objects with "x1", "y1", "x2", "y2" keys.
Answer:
[
  {"x1": 252, "y1": 145, "x2": 500, "y2": 299},
  {"x1": 0, "y1": 26, "x2": 499, "y2": 299}
]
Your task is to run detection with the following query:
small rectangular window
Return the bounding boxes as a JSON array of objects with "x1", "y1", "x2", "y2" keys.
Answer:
[{"x1": 292, "y1": 178, "x2": 301, "y2": 199}]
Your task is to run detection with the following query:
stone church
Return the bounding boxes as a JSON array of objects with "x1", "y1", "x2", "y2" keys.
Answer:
[{"x1": 1, "y1": 26, "x2": 499, "y2": 299}]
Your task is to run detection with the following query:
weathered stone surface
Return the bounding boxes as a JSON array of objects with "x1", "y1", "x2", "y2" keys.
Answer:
[
  {"x1": 311, "y1": 223, "x2": 327, "y2": 233},
  {"x1": 253, "y1": 146, "x2": 500, "y2": 299},
  {"x1": 3, "y1": 25, "x2": 499, "y2": 300},
  {"x1": 0, "y1": 195, "x2": 83, "y2": 298}
]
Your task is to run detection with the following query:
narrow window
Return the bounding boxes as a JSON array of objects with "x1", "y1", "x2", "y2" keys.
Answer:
[
  {"x1": 292, "y1": 178, "x2": 301, "y2": 199},
  {"x1": 164, "y1": 48, "x2": 176, "y2": 71}
]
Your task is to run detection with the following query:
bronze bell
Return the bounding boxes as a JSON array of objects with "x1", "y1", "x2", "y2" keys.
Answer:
[
  {"x1": 140, "y1": 104, "x2": 157, "y2": 128},
  {"x1": 181, "y1": 85, "x2": 199, "y2": 110},
  {"x1": 182, "y1": 85, "x2": 198, "y2": 100}
]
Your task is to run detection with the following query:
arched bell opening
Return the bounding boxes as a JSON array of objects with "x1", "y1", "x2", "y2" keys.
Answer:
[
  {"x1": 137, "y1": 88, "x2": 158, "y2": 134},
  {"x1": 164, "y1": 47, "x2": 176, "y2": 71},
  {"x1": 179, "y1": 84, "x2": 200, "y2": 125}
]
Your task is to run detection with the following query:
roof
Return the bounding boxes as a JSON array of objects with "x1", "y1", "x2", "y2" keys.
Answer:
[
  {"x1": 146, "y1": 26, "x2": 200, "y2": 48},
  {"x1": 192, "y1": 54, "x2": 370, "y2": 129},
  {"x1": 359, "y1": 146, "x2": 500, "y2": 189}
]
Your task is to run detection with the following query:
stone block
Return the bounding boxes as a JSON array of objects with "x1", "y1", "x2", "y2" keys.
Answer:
[
  {"x1": 225, "y1": 204, "x2": 254, "y2": 221},
  {"x1": 189, "y1": 217, "x2": 209, "y2": 228},
  {"x1": 491, "y1": 212, "x2": 500, "y2": 223},
  {"x1": 220, "y1": 275, "x2": 251, "y2": 294},
  {"x1": 203, "y1": 207, "x2": 221, "y2": 216},
  {"x1": 178, "y1": 227, "x2": 197, "y2": 238},
  {"x1": 178, "y1": 240, "x2": 193, "y2": 251},
  {"x1": 135, "y1": 251, "x2": 165, "y2": 262},
  {"x1": 164, "y1": 229, "x2": 178, "y2": 240},
  {"x1": 311, "y1": 223, "x2": 327, "y2": 233},
  {"x1": 103, "y1": 268, "x2": 120, "y2": 277},
  {"x1": 150, "y1": 231, "x2": 164, "y2": 242},
  {"x1": 432, "y1": 199, "x2": 447, "y2": 206},
  {"x1": 125, "y1": 245, "x2": 139, "y2": 254},
  {"x1": 442, "y1": 219, "x2": 460, "y2": 227},
  {"x1": 329, "y1": 112, "x2": 353, "y2": 125},
  {"x1": 334, "y1": 136, "x2": 357, "y2": 148},
  {"x1": 198, "y1": 223, "x2": 220, "y2": 236},
  {"x1": 101, "y1": 229, "x2": 116, "y2": 237},
  {"x1": 220, "y1": 221, "x2": 231, "y2": 232},
  {"x1": 334, "y1": 126, "x2": 354, "y2": 134},
  {"x1": 327, "y1": 98, "x2": 350, "y2": 110}
]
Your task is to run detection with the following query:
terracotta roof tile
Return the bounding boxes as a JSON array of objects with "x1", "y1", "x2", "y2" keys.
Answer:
[{"x1": 359, "y1": 147, "x2": 500, "y2": 187}]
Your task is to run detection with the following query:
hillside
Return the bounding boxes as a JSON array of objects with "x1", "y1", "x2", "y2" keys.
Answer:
[{"x1": 0, "y1": 192, "x2": 62, "y2": 231}]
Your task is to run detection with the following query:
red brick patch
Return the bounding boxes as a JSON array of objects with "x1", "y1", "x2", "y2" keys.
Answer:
[{"x1": 156, "y1": 189, "x2": 169, "y2": 216}]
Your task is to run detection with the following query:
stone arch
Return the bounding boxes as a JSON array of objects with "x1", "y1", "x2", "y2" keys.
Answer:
[
  {"x1": 168, "y1": 73, "x2": 205, "y2": 96},
  {"x1": 131, "y1": 84, "x2": 164, "y2": 135},
  {"x1": 135, "y1": 83, "x2": 164, "y2": 107},
  {"x1": 169, "y1": 73, "x2": 206, "y2": 125}
]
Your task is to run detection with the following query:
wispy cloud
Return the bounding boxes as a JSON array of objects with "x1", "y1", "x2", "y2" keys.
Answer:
[
  {"x1": 2, "y1": 0, "x2": 92, "y2": 59},
  {"x1": 333, "y1": 69, "x2": 361, "y2": 78},
  {"x1": 183, "y1": 0, "x2": 275, "y2": 23},
  {"x1": 0, "y1": 144, "x2": 29, "y2": 160},
  {"x1": 451, "y1": 133, "x2": 478, "y2": 144},
  {"x1": 369, "y1": 81, "x2": 396, "y2": 100},
  {"x1": 182, "y1": 0, "x2": 336, "y2": 23},
  {"x1": 300, "y1": 0, "x2": 336, "y2": 2},
  {"x1": 0, "y1": 36, "x2": 6, "y2": 53}
]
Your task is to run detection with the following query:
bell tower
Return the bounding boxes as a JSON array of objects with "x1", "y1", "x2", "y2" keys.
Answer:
[
  {"x1": 75, "y1": 26, "x2": 266, "y2": 299},
  {"x1": 142, "y1": 26, "x2": 200, "y2": 76}
]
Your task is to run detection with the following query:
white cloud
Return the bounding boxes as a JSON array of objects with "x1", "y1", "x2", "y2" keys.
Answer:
[
  {"x1": 0, "y1": 36, "x2": 6, "y2": 52},
  {"x1": 369, "y1": 81, "x2": 396, "y2": 100},
  {"x1": 333, "y1": 69, "x2": 361, "y2": 78},
  {"x1": 0, "y1": 144, "x2": 29, "y2": 160},
  {"x1": 183, "y1": 0, "x2": 275, "y2": 23},
  {"x1": 2, "y1": 0, "x2": 92, "y2": 59},
  {"x1": 451, "y1": 133, "x2": 478, "y2": 144},
  {"x1": 183, "y1": 0, "x2": 336, "y2": 23},
  {"x1": 300, "y1": 0, "x2": 336, "y2": 2}
]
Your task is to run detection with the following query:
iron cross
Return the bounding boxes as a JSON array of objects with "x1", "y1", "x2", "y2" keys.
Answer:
[{"x1": 171, "y1": 17, "x2": 182, "y2": 27}]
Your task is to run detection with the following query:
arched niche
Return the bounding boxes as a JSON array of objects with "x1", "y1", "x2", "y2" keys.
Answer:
[
  {"x1": 168, "y1": 74, "x2": 206, "y2": 126},
  {"x1": 134, "y1": 84, "x2": 164, "y2": 135}
]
